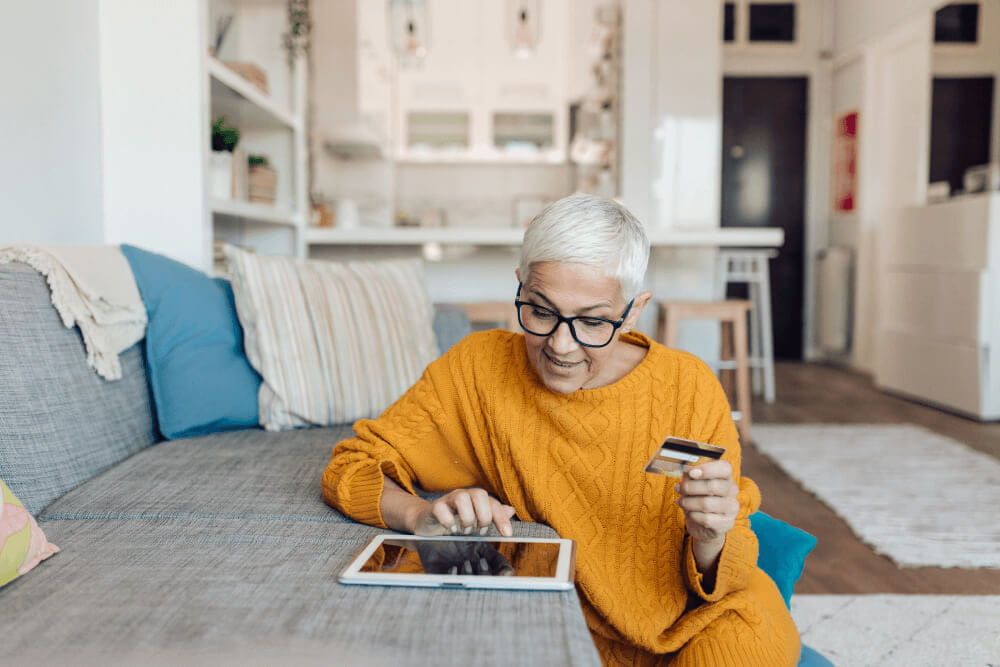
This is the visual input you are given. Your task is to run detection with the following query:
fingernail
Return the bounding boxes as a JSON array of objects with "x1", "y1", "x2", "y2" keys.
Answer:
[
  {"x1": 463, "y1": 560, "x2": 474, "y2": 574},
  {"x1": 463, "y1": 526, "x2": 472, "y2": 535},
  {"x1": 480, "y1": 526, "x2": 489, "y2": 536},
  {"x1": 479, "y1": 557, "x2": 490, "y2": 573},
  {"x1": 691, "y1": 468, "x2": 702, "y2": 478},
  {"x1": 450, "y1": 523, "x2": 459, "y2": 535},
  {"x1": 502, "y1": 526, "x2": 513, "y2": 537}
]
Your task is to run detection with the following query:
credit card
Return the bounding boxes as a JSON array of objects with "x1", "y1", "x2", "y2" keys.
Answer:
[{"x1": 644, "y1": 437, "x2": 725, "y2": 478}]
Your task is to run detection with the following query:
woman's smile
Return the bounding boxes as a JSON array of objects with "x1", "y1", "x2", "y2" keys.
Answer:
[{"x1": 543, "y1": 349, "x2": 584, "y2": 370}]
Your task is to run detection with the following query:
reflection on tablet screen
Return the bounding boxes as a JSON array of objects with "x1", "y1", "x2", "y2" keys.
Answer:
[{"x1": 361, "y1": 539, "x2": 560, "y2": 577}]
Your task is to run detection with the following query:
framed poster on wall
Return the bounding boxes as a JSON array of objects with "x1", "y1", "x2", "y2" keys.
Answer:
[{"x1": 833, "y1": 111, "x2": 858, "y2": 213}]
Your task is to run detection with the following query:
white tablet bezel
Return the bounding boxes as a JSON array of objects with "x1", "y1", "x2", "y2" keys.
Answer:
[{"x1": 339, "y1": 534, "x2": 576, "y2": 591}]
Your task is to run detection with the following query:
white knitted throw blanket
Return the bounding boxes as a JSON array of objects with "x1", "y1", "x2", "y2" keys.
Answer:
[{"x1": 0, "y1": 245, "x2": 147, "y2": 381}]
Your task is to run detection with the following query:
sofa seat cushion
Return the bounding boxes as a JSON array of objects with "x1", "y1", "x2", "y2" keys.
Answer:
[
  {"x1": 3, "y1": 516, "x2": 596, "y2": 666},
  {"x1": 40, "y1": 427, "x2": 356, "y2": 523}
]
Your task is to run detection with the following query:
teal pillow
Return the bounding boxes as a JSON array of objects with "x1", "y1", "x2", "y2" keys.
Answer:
[
  {"x1": 749, "y1": 511, "x2": 817, "y2": 608},
  {"x1": 121, "y1": 245, "x2": 261, "y2": 439}
]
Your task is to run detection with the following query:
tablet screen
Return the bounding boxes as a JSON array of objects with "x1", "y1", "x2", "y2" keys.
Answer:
[{"x1": 360, "y1": 538, "x2": 561, "y2": 577}]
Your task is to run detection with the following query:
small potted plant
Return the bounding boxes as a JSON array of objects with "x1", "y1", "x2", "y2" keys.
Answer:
[
  {"x1": 210, "y1": 117, "x2": 241, "y2": 199},
  {"x1": 247, "y1": 154, "x2": 277, "y2": 204}
]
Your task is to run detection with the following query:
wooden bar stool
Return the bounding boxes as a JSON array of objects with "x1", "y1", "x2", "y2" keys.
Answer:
[
  {"x1": 656, "y1": 300, "x2": 753, "y2": 444},
  {"x1": 715, "y1": 250, "x2": 777, "y2": 403}
]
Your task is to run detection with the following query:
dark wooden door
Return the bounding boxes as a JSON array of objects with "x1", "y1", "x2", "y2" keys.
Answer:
[{"x1": 722, "y1": 77, "x2": 807, "y2": 359}]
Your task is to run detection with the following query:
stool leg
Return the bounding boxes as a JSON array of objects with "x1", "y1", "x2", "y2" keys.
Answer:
[
  {"x1": 748, "y1": 279, "x2": 763, "y2": 396},
  {"x1": 759, "y1": 259, "x2": 776, "y2": 403},
  {"x1": 720, "y1": 320, "x2": 735, "y2": 399},
  {"x1": 733, "y1": 312, "x2": 752, "y2": 444}
]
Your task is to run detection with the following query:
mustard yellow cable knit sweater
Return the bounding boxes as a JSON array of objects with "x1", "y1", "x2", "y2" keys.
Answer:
[{"x1": 322, "y1": 330, "x2": 799, "y2": 666}]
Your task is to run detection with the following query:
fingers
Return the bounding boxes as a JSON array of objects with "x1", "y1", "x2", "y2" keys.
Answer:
[
  {"x1": 440, "y1": 489, "x2": 515, "y2": 536},
  {"x1": 677, "y1": 495, "x2": 739, "y2": 515},
  {"x1": 677, "y1": 478, "x2": 736, "y2": 498},
  {"x1": 431, "y1": 501, "x2": 458, "y2": 534},
  {"x1": 685, "y1": 460, "x2": 732, "y2": 481},
  {"x1": 470, "y1": 490, "x2": 494, "y2": 535},
  {"x1": 452, "y1": 491, "x2": 478, "y2": 534},
  {"x1": 490, "y1": 498, "x2": 516, "y2": 537},
  {"x1": 685, "y1": 511, "x2": 734, "y2": 534}
]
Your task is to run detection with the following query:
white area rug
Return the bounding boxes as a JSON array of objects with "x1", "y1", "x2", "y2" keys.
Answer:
[
  {"x1": 753, "y1": 424, "x2": 1000, "y2": 568},
  {"x1": 792, "y1": 595, "x2": 1000, "y2": 666}
]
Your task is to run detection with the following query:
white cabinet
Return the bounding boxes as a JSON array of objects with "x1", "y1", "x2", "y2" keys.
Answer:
[
  {"x1": 875, "y1": 193, "x2": 1000, "y2": 420},
  {"x1": 387, "y1": 0, "x2": 570, "y2": 163}
]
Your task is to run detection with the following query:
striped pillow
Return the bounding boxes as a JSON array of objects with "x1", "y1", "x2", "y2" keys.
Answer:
[{"x1": 225, "y1": 249, "x2": 438, "y2": 431}]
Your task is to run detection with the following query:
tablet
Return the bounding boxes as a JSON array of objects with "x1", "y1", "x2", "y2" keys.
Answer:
[{"x1": 339, "y1": 535, "x2": 576, "y2": 591}]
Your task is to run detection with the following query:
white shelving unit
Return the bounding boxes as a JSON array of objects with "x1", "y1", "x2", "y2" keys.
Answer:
[
  {"x1": 210, "y1": 199, "x2": 298, "y2": 227},
  {"x1": 206, "y1": 0, "x2": 308, "y2": 263},
  {"x1": 208, "y1": 57, "x2": 300, "y2": 131}
]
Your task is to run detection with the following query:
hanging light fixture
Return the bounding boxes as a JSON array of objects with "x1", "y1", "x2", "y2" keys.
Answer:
[
  {"x1": 388, "y1": 0, "x2": 430, "y2": 64},
  {"x1": 507, "y1": 0, "x2": 541, "y2": 59}
]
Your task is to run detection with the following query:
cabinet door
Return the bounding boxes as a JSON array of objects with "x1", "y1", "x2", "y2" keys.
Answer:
[
  {"x1": 394, "y1": 0, "x2": 483, "y2": 158},
  {"x1": 478, "y1": 0, "x2": 569, "y2": 161}
]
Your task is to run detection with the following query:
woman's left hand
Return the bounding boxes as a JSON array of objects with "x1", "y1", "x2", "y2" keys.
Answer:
[{"x1": 676, "y1": 460, "x2": 739, "y2": 546}]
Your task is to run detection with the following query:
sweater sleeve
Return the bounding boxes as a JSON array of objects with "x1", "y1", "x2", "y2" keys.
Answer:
[
  {"x1": 321, "y1": 337, "x2": 489, "y2": 528},
  {"x1": 682, "y1": 363, "x2": 761, "y2": 602}
]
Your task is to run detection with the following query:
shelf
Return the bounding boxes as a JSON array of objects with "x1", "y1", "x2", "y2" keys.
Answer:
[
  {"x1": 208, "y1": 57, "x2": 301, "y2": 131},
  {"x1": 211, "y1": 199, "x2": 299, "y2": 227},
  {"x1": 306, "y1": 226, "x2": 785, "y2": 247},
  {"x1": 395, "y1": 151, "x2": 568, "y2": 166}
]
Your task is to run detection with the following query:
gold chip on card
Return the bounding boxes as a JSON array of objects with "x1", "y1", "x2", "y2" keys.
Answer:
[{"x1": 644, "y1": 437, "x2": 726, "y2": 478}]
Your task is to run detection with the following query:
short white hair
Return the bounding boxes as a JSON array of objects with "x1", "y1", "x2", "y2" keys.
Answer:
[{"x1": 519, "y1": 193, "x2": 650, "y2": 300}]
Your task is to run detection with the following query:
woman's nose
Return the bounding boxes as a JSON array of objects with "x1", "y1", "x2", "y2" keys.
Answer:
[{"x1": 548, "y1": 321, "x2": 578, "y2": 354}]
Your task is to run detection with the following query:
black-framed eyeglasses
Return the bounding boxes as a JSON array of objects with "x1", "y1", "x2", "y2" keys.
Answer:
[{"x1": 514, "y1": 283, "x2": 634, "y2": 349}]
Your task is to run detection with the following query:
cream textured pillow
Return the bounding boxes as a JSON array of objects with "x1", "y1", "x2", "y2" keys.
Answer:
[
  {"x1": 1, "y1": 480, "x2": 59, "y2": 587},
  {"x1": 225, "y1": 249, "x2": 439, "y2": 430}
]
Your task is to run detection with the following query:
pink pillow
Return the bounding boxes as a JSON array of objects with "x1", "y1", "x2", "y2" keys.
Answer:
[{"x1": 1, "y1": 480, "x2": 59, "y2": 587}]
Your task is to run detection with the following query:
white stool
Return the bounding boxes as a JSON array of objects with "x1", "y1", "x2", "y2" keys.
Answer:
[{"x1": 714, "y1": 250, "x2": 777, "y2": 404}]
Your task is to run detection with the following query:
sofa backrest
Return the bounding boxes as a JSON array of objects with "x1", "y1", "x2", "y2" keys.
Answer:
[{"x1": 0, "y1": 262, "x2": 157, "y2": 514}]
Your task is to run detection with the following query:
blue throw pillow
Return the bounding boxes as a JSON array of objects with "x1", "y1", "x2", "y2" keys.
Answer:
[
  {"x1": 121, "y1": 245, "x2": 261, "y2": 439},
  {"x1": 750, "y1": 511, "x2": 817, "y2": 608}
]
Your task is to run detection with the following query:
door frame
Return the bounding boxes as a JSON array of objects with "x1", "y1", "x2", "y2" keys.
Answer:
[{"x1": 723, "y1": 59, "x2": 832, "y2": 361}]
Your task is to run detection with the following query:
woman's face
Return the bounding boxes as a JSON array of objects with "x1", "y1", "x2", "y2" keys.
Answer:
[{"x1": 517, "y1": 261, "x2": 647, "y2": 394}]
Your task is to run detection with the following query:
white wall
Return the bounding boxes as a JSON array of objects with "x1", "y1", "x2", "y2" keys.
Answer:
[
  {"x1": 830, "y1": 4, "x2": 936, "y2": 372},
  {"x1": 834, "y1": 0, "x2": 943, "y2": 57},
  {"x1": 98, "y1": 0, "x2": 209, "y2": 269},
  {"x1": 622, "y1": 0, "x2": 723, "y2": 358},
  {"x1": 0, "y1": 0, "x2": 105, "y2": 245}
]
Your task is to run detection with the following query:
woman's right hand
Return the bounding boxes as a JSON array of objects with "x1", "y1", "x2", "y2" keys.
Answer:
[{"x1": 409, "y1": 488, "x2": 516, "y2": 537}]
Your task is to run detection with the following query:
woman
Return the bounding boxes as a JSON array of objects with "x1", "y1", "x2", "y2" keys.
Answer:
[{"x1": 322, "y1": 193, "x2": 800, "y2": 666}]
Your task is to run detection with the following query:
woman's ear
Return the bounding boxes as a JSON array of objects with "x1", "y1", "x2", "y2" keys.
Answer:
[{"x1": 624, "y1": 291, "x2": 653, "y2": 330}]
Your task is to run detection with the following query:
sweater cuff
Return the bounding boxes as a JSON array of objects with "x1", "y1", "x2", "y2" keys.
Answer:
[
  {"x1": 684, "y1": 526, "x2": 757, "y2": 602},
  {"x1": 344, "y1": 461, "x2": 389, "y2": 528}
]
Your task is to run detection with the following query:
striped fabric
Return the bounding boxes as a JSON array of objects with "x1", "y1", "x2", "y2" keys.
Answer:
[{"x1": 225, "y1": 248, "x2": 438, "y2": 431}]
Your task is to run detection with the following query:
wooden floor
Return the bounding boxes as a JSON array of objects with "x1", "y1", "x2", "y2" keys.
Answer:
[{"x1": 746, "y1": 362, "x2": 1000, "y2": 595}]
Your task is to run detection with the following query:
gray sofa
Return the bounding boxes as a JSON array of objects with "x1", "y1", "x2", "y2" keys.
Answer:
[{"x1": 0, "y1": 263, "x2": 600, "y2": 666}]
